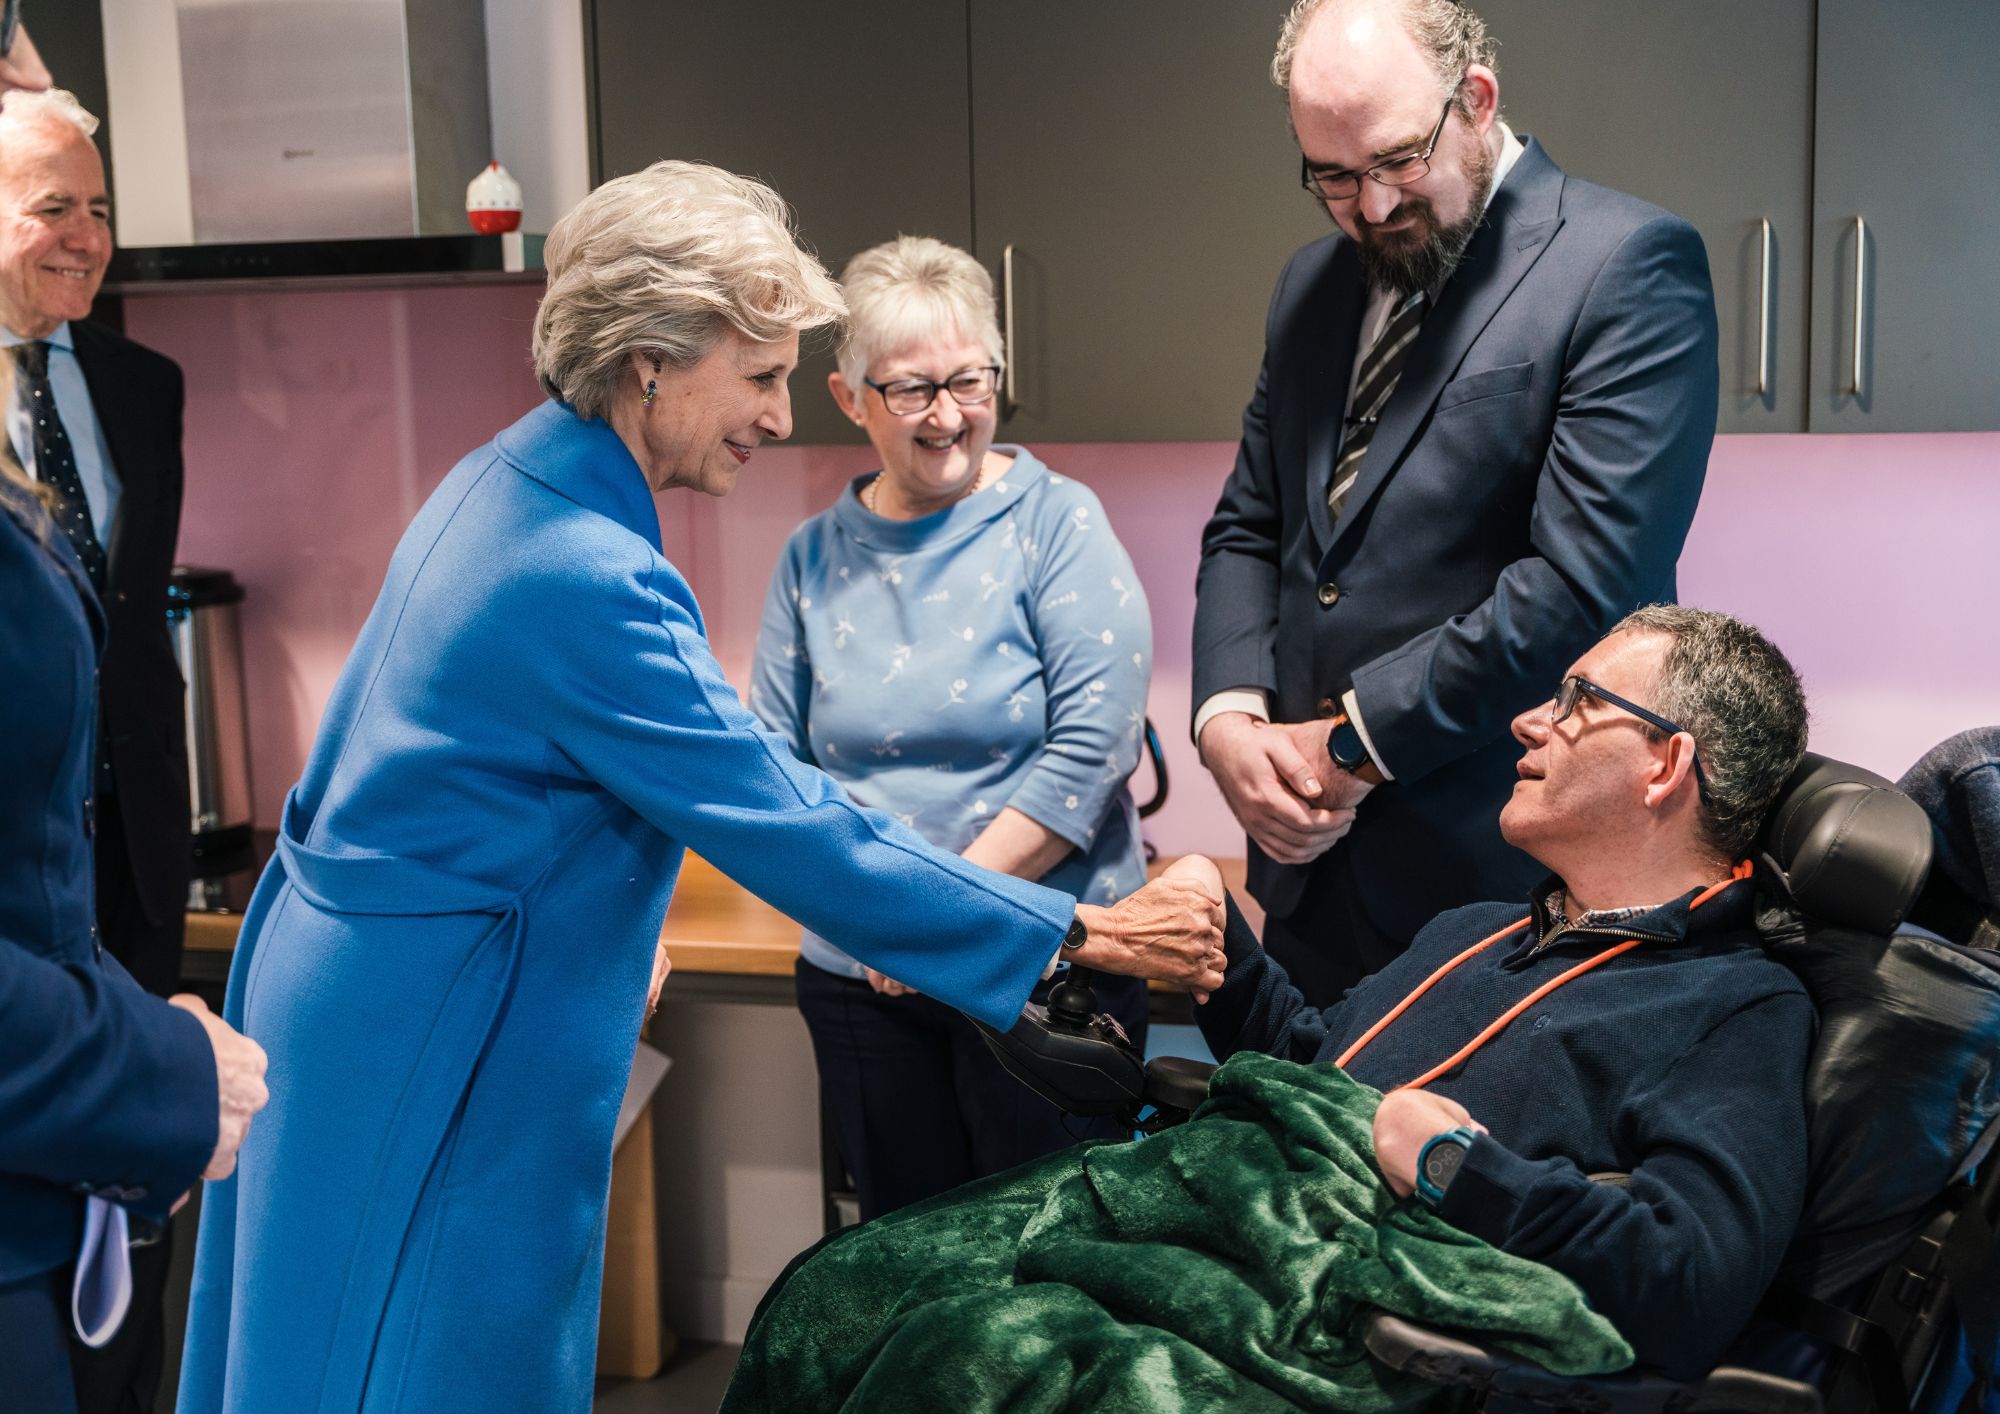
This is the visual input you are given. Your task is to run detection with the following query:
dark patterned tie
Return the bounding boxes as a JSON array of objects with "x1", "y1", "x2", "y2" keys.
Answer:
[
  {"x1": 1328, "y1": 290, "x2": 1427, "y2": 520},
  {"x1": 15, "y1": 340, "x2": 107, "y2": 590}
]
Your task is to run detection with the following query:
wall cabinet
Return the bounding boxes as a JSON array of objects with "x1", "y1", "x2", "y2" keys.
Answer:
[
  {"x1": 590, "y1": 2, "x2": 1998, "y2": 440},
  {"x1": 1809, "y1": 0, "x2": 2000, "y2": 432},
  {"x1": 1471, "y1": 2, "x2": 1815, "y2": 433}
]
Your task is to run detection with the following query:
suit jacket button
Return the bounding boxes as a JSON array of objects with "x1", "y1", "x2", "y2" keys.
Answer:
[
  {"x1": 1316, "y1": 697, "x2": 1338, "y2": 717},
  {"x1": 1317, "y1": 582, "x2": 1341, "y2": 606}
]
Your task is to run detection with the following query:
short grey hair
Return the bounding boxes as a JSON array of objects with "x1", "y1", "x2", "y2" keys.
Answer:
[
  {"x1": 833, "y1": 235, "x2": 1004, "y2": 396},
  {"x1": 1272, "y1": 0, "x2": 1498, "y2": 119},
  {"x1": 0, "y1": 87, "x2": 101, "y2": 137},
  {"x1": 1612, "y1": 605, "x2": 1810, "y2": 860},
  {"x1": 533, "y1": 160, "x2": 846, "y2": 421}
]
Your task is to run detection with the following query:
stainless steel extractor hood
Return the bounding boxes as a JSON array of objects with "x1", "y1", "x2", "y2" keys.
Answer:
[{"x1": 101, "y1": 0, "x2": 546, "y2": 289}]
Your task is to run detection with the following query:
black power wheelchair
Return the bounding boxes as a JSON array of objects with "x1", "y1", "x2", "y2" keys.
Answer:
[{"x1": 978, "y1": 753, "x2": 2000, "y2": 1413}]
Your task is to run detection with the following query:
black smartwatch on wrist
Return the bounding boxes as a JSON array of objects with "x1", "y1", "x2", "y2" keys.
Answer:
[
  {"x1": 1326, "y1": 712, "x2": 1370, "y2": 773},
  {"x1": 1414, "y1": 1126, "x2": 1478, "y2": 1209}
]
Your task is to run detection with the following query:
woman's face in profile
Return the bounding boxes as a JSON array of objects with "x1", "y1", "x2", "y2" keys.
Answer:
[
  {"x1": 846, "y1": 334, "x2": 1000, "y2": 511},
  {"x1": 635, "y1": 328, "x2": 799, "y2": 497}
]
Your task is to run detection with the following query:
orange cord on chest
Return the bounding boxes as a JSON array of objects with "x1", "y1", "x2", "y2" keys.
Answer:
[{"x1": 1336, "y1": 860, "x2": 1753, "y2": 1092}]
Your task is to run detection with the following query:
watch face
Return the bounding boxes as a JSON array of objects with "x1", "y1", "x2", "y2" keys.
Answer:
[{"x1": 1422, "y1": 1139, "x2": 1467, "y2": 1191}]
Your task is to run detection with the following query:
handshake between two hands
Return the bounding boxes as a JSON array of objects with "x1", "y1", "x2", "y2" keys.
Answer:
[{"x1": 1199, "y1": 714, "x2": 1377, "y2": 867}]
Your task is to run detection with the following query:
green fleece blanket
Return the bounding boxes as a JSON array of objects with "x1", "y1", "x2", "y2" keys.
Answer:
[{"x1": 724, "y1": 1054, "x2": 1631, "y2": 1412}]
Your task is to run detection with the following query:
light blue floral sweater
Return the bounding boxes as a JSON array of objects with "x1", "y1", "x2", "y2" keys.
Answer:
[{"x1": 751, "y1": 446, "x2": 1152, "y2": 978}]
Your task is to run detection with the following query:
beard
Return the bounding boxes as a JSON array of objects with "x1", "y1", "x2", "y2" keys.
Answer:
[{"x1": 1349, "y1": 129, "x2": 1499, "y2": 296}]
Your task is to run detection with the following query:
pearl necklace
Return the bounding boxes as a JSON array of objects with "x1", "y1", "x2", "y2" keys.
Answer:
[{"x1": 864, "y1": 459, "x2": 993, "y2": 517}]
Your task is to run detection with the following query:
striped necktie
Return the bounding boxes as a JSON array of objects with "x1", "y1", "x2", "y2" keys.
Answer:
[
  {"x1": 1329, "y1": 289, "x2": 1427, "y2": 520},
  {"x1": 14, "y1": 340, "x2": 107, "y2": 590}
]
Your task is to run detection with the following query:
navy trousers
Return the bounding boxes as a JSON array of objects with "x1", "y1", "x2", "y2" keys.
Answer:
[
  {"x1": 797, "y1": 958, "x2": 1150, "y2": 1222},
  {"x1": 1260, "y1": 844, "x2": 1411, "y2": 1010},
  {"x1": 0, "y1": 1267, "x2": 80, "y2": 1414}
]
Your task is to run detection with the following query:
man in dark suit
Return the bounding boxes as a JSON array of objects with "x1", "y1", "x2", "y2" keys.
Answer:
[
  {"x1": 1193, "y1": 0, "x2": 1717, "y2": 1005},
  {"x1": 0, "y1": 86, "x2": 192, "y2": 1413}
]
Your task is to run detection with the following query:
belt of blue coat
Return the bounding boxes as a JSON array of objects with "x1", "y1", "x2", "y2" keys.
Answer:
[{"x1": 268, "y1": 789, "x2": 531, "y2": 1413}]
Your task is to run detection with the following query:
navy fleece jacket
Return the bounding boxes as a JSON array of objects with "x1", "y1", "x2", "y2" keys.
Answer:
[{"x1": 1196, "y1": 876, "x2": 1813, "y2": 1376}]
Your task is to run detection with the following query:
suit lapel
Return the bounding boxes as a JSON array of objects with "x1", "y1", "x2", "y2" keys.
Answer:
[
  {"x1": 1328, "y1": 140, "x2": 1566, "y2": 560},
  {"x1": 70, "y1": 322, "x2": 153, "y2": 591},
  {"x1": 1304, "y1": 242, "x2": 1367, "y2": 554}
]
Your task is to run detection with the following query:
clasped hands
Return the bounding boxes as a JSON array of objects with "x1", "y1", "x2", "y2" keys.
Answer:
[{"x1": 1199, "y1": 713, "x2": 1376, "y2": 867}]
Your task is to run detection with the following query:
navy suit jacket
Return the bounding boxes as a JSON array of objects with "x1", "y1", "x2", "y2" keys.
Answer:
[
  {"x1": 1194, "y1": 140, "x2": 1718, "y2": 939},
  {"x1": 72, "y1": 319, "x2": 192, "y2": 993},
  {"x1": 0, "y1": 480, "x2": 214, "y2": 1286}
]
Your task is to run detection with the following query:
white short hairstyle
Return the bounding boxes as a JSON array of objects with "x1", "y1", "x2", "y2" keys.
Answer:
[
  {"x1": 834, "y1": 235, "x2": 1005, "y2": 394},
  {"x1": 0, "y1": 87, "x2": 101, "y2": 137},
  {"x1": 533, "y1": 160, "x2": 846, "y2": 422}
]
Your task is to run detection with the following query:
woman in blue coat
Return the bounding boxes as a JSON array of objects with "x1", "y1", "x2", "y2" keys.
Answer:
[
  {"x1": 0, "y1": 372, "x2": 262, "y2": 1411},
  {"x1": 178, "y1": 161, "x2": 1225, "y2": 1413}
]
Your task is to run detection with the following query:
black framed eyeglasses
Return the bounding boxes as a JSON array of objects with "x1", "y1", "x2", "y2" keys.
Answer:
[
  {"x1": 1553, "y1": 675, "x2": 1711, "y2": 804},
  {"x1": 863, "y1": 365, "x2": 1003, "y2": 417},
  {"x1": 1300, "y1": 88, "x2": 1457, "y2": 202}
]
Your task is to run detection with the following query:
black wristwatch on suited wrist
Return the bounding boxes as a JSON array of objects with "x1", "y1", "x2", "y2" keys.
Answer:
[
  {"x1": 1061, "y1": 915, "x2": 1089, "y2": 951},
  {"x1": 1326, "y1": 712, "x2": 1370, "y2": 773}
]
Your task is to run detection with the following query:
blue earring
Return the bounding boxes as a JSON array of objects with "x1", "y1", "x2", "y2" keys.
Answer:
[{"x1": 642, "y1": 379, "x2": 657, "y2": 407}]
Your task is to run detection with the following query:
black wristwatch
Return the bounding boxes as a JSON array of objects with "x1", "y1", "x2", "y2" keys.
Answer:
[
  {"x1": 1415, "y1": 1127, "x2": 1478, "y2": 1209},
  {"x1": 1061, "y1": 915, "x2": 1089, "y2": 951},
  {"x1": 1327, "y1": 712, "x2": 1370, "y2": 773}
]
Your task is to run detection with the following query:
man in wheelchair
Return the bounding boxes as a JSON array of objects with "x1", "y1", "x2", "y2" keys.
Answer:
[
  {"x1": 725, "y1": 610, "x2": 1994, "y2": 1412},
  {"x1": 1192, "y1": 603, "x2": 1812, "y2": 1379}
]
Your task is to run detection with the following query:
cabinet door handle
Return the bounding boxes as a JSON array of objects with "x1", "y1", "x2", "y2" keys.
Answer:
[
  {"x1": 1756, "y1": 217, "x2": 1773, "y2": 398},
  {"x1": 1001, "y1": 242, "x2": 1021, "y2": 418},
  {"x1": 1847, "y1": 216, "x2": 1867, "y2": 398}
]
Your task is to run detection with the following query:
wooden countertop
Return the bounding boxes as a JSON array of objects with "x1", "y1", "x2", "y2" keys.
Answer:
[{"x1": 186, "y1": 855, "x2": 1256, "y2": 981}]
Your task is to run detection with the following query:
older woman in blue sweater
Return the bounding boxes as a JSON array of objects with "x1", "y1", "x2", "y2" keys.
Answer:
[{"x1": 753, "y1": 236, "x2": 1156, "y2": 1218}]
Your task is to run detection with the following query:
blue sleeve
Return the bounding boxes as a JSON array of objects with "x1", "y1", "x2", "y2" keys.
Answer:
[
  {"x1": 541, "y1": 557, "x2": 1076, "y2": 1031},
  {"x1": 1437, "y1": 990, "x2": 1812, "y2": 1377},
  {"x1": 748, "y1": 536, "x2": 814, "y2": 762},
  {"x1": 0, "y1": 940, "x2": 217, "y2": 1223},
  {"x1": 1350, "y1": 216, "x2": 1718, "y2": 782},
  {"x1": 1008, "y1": 484, "x2": 1153, "y2": 853}
]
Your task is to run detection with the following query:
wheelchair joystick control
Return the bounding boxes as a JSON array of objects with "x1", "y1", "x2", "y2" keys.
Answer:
[{"x1": 1045, "y1": 966, "x2": 1101, "y2": 1030}]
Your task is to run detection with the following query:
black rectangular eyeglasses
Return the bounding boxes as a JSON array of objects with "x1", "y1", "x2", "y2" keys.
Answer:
[{"x1": 1553, "y1": 675, "x2": 1711, "y2": 804}]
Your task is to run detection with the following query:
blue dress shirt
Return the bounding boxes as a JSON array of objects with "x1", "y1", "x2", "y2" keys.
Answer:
[{"x1": 3, "y1": 321, "x2": 122, "y2": 545}]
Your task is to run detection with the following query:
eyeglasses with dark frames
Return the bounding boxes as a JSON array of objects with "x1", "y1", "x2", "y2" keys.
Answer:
[
  {"x1": 863, "y1": 366, "x2": 1003, "y2": 417},
  {"x1": 1300, "y1": 87, "x2": 1458, "y2": 203},
  {"x1": 1552, "y1": 675, "x2": 1711, "y2": 805}
]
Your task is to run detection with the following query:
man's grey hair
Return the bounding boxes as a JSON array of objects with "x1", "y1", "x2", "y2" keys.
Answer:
[
  {"x1": 533, "y1": 160, "x2": 845, "y2": 422},
  {"x1": 833, "y1": 235, "x2": 1005, "y2": 400},
  {"x1": 0, "y1": 87, "x2": 101, "y2": 137},
  {"x1": 1272, "y1": 0, "x2": 1499, "y2": 118},
  {"x1": 1612, "y1": 605, "x2": 1810, "y2": 860}
]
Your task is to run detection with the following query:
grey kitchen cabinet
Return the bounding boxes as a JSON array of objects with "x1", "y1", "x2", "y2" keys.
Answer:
[
  {"x1": 1809, "y1": 0, "x2": 2000, "y2": 432},
  {"x1": 588, "y1": 1, "x2": 976, "y2": 444},
  {"x1": 1471, "y1": 2, "x2": 1816, "y2": 433},
  {"x1": 966, "y1": 1, "x2": 1324, "y2": 443},
  {"x1": 588, "y1": 1, "x2": 1995, "y2": 441}
]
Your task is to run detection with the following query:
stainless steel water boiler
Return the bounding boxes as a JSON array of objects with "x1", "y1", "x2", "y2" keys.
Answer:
[{"x1": 168, "y1": 565, "x2": 256, "y2": 903}]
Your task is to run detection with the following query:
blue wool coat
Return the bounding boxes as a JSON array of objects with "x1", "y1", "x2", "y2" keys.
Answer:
[{"x1": 178, "y1": 402, "x2": 1076, "y2": 1413}]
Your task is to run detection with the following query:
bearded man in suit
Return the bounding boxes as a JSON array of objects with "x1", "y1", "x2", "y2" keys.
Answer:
[
  {"x1": 1193, "y1": 0, "x2": 1719, "y2": 1004},
  {"x1": 0, "y1": 85, "x2": 192, "y2": 1414}
]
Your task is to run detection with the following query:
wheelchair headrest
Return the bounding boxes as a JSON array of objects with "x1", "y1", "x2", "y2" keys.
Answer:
[{"x1": 1758, "y1": 753, "x2": 1933, "y2": 935}]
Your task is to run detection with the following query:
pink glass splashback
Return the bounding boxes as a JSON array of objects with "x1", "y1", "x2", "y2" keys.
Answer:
[{"x1": 129, "y1": 285, "x2": 2000, "y2": 863}]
